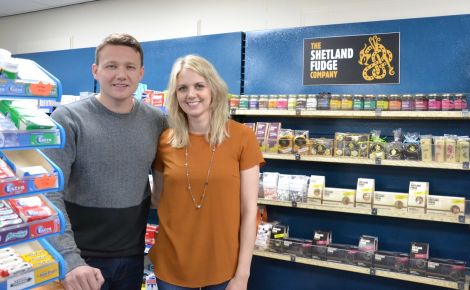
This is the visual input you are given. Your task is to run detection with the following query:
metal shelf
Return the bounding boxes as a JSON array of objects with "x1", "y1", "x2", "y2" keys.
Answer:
[
  {"x1": 263, "y1": 153, "x2": 470, "y2": 171},
  {"x1": 253, "y1": 249, "x2": 468, "y2": 289},
  {"x1": 258, "y1": 198, "x2": 469, "y2": 225},
  {"x1": 232, "y1": 109, "x2": 470, "y2": 119}
]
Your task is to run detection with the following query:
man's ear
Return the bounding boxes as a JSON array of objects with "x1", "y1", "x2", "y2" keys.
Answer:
[{"x1": 92, "y1": 63, "x2": 98, "y2": 79}]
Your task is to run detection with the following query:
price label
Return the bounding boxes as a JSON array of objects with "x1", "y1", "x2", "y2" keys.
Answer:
[
  {"x1": 292, "y1": 201, "x2": 298, "y2": 208},
  {"x1": 370, "y1": 268, "x2": 376, "y2": 275},
  {"x1": 290, "y1": 255, "x2": 296, "y2": 262},
  {"x1": 463, "y1": 162, "x2": 469, "y2": 169},
  {"x1": 296, "y1": 109, "x2": 302, "y2": 116},
  {"x1": 458, "y1": 215, "x2": 465, "y2": 224},
  {"x1": 375, "y1": 108, "x2": 382, "y2": 117},
  {"x1": 230, "y1": 108, "x2": 237, "y2": 115},
  {"x1": 462, "y1": 109, "x2": 469, "y2": 118},
  {"x1": 371, "y1": 208, "x2": 378, "y2": 215},
  {"x1": 375, "y1": 158, "x2": 382, "y2": 165},
  {"x1": 458, "y1": 282, "x2": 464, "y2": 290},
  {"x1": 295, "y1": 154, "x2": 301, "y2": 160}
]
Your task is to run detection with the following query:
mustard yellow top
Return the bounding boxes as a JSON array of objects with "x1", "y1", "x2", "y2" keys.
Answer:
[{"x1": 149, "y1": 120, "x2": 264, "y2": 287}]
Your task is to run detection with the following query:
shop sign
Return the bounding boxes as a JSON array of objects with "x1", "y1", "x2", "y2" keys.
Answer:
[{"x1": 303, "y1": 33, "x2": 400, "y2": 85}]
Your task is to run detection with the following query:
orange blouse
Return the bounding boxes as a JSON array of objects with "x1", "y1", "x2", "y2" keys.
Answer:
[{"x1": 149, "y1": 120, "x2": 264, "y2": 287}]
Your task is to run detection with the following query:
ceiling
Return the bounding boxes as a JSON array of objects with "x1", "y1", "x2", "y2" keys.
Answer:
[{"x1": 0, "y1": 0, "x2": 98, "y2": 18}]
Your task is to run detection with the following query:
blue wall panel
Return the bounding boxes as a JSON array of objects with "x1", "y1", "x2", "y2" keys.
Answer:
[
  {"x1": 15, "y1": 32, "x2": 243, "y2": 96},
  {"x1": 17, "y1": 47, "x2": 96, "y2": 95},
  {"x1": 141, "y1": 32, "x2": 243, "y2": 94},
  {"x1": 244, "y1": 15, "x2": 470, "y2": 290},
  {"x1": 245, "y1": 15, "x2": 470, "y2": 94}
]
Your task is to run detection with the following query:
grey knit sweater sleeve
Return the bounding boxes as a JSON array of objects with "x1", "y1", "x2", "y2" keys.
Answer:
[{"x1": 44, "y1": 105, "x2": 85, "y2": 273}]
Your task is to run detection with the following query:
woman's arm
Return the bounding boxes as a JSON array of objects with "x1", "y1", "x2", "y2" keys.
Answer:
[
  {"x1": 227, "y1": 165, "x2": 260, "y2": 290},
  {"x1": 151, "y1": 170, "x2": 163, "y2": 209}
]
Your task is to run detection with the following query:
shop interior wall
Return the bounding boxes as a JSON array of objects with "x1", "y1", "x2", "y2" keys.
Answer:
[
  {"x1": 16, "y1": 32, "x2": 243, "y2": 95},
  {"x1": 240, "y1": 14, "x2": 470, "y2": 290},
  {"x1": 2, "y1": 0, "x2": 470, "y2": 55}
]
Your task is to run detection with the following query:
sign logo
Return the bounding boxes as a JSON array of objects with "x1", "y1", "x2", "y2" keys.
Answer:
[
  {"x1": 358, "y1": 35, "x2": 395, "y2": 81},
  {"x1": 303, "y1": 33, "x2": 399, "y2": 85}
]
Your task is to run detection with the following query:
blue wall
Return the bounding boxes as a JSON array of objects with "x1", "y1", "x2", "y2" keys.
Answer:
[
  {"x1": 16, "y1": 32, "x2": 243, "y2": 95},
  {"x1": 244, "y1": 15, "x2": 470, "y2": 95},
  {"x1": 243, "y1": 14, "x2": 470, "y2": 290}
]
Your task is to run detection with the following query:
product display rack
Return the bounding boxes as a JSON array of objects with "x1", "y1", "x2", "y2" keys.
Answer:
[
  {"x1": 235, "y1": 99, "x2": 470, "y2": 290},
  {"x1": 253, "y1": 249, "x2": 469, "y2": 290},
  {"x1": 257, "y1": 198, "x2": 470, "y2": 225},
  {"x1": 232, "y1": 109, "x2": 470, "y2": 119},
  {"x1": 0, "y1": 58, "x2": 65, "y2": 289},
  {"x1": 262, "y1": 153, "x2": 470, "y2": 171}
]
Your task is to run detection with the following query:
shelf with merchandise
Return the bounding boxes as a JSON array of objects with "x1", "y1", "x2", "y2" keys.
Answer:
[
  {"x1": 0, "y1": 149, "x2": 64, "y2": 199},
  {"x1": 0, "y1": 58, "x2": 62, "y2": 101},
  {"x1": 253, "y1": 249, "x2": 470, "y2": 290},
  {"x1": 257, "y1": 198, "x2": 470, "y2": 225},
  {"x1": 0, "y1": 54, "x2": 66, "y2": 288},
  {"x1": 262, "y1": 153, "x2": 470, "y2": 171},
  {"x1": 0, "y1": 239, "x2": 65, "y2": 290},
  {"x1": 0, "y1": 194, "x2": 65, "y2": 247},
  {"x1": 231, "y1": 109, "x2": 470, "y2": 119}
]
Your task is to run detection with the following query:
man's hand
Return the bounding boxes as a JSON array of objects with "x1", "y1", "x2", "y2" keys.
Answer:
[{"x1": 61, "y1": 265, "x2": 104, "y2": 290}]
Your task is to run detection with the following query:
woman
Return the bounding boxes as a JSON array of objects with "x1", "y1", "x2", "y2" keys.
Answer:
[{"x1": 150, "y1": 55, "x2": 264, "y2": 290}]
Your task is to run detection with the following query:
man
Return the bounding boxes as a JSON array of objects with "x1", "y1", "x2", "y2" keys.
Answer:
[{"x1": 44, "y1": 33, "x2": 167, "y2": 290}]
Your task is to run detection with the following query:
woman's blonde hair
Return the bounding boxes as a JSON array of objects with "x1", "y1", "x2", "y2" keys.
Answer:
[{"x1": 166, "y1": 55, "x2": 230, "y2": 148}]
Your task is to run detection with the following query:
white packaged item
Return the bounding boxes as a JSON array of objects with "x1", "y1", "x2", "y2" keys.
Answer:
[
  {"x1": 323, "y1": 187, "x2": 356, "y2": 207},
  {"x1": 373, "y1": 191, "x2": 408, "y2": 212},
  {"x1": 307, "y1": 175, "x2": 325, "y2": 204},
  {"x1": 408, "y1": 181, "x2": 429, "y2": 213},
  {"x1": 356, "y1": 178, "x2": 375, "y2": 208},
  {"x1": 277, "y1": 174, "x2": 291, "y2": 201},
  {"x1": 426, "y1": 195, "x2": 465, "y2": 215},
  {"x1": 262, "y1": 172, "x2": 279, "y2": 200}
]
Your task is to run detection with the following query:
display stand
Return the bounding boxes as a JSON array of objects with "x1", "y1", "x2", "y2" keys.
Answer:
[{"x1": 0, "y1": 58, "x2": 65, "y2": 289}]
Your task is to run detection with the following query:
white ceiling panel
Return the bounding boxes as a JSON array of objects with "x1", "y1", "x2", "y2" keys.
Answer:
[{"x1": 0, "y1": 0, "x2": 98, "y2": 18}]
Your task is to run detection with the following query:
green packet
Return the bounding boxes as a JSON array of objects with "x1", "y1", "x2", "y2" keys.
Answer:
[{"x1": 0, "y1": 100, "x2": 56, "y2": 130}]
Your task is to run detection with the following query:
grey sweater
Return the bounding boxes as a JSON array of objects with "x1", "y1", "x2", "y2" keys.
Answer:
[{"x1": 43, "y1": 96, "x2": 166, "y2": 273}]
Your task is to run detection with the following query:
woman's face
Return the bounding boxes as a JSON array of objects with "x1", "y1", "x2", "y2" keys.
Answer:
[{"x1": 175, "y1": 68, "x2": 212, "y2": 123}]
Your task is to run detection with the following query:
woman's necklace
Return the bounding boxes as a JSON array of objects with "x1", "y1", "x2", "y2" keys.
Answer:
[{"x1": 184, "y1": 146, "x2": 216, "y2": 209}]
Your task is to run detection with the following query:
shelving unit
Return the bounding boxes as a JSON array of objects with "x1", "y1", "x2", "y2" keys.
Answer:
[
  {"x1": 232, "y1": 109, "x2": 470, "y2": 119},
  {"x1": 257, "y1": 198, "x2": 470, "y2": 225},
  {"x1": 253, "y1": 249, "x2": 468, "y2": 290},
  {"x1": 262, "y1": 153, "x2": 470, "y2": 171},
  {"x1": 0, "y1": 58, "x2": 65, "y2": 289}
]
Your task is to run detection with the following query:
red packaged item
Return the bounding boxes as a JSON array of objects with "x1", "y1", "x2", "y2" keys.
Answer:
[
  {"x1": 0, "y1": 158, "x2": 16, "y2": 181},
  {"x1": 8, "y1": 196, "x2": 55, "y2": 222}
]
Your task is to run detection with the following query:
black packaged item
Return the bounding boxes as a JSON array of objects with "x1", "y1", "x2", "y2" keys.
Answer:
[
  {"x1": 374, "y1": 251, "x2": 409, "y2": 273},
  {"x1": 312, "y1": 230, "x2": 332, "y2": 260},
  {"x1": 268, "y1": 238, "x2": 284, "y2": 253},
  {"x1": 369, "y1": 130, "x2": 387, "y2": 160},
  {"x1": 386, "y1": 128, "x2": 404, "y2": 160},
  {"x1": 326, "y1": 244, "x2": 358, "y2": 265},
  {"x1": 426, "y1": 258, "x2": 466, "y2": 282},
  {"x1": 409, "y1": 242, "x2": 429, "y2": 276},
  {"x1": 356, "y1": 235, "x2": 378, "y2": 267},
  {"x1": 270, "y1": 224, "x2": 289, "y2": 240},
  {"x1": 355, "y1": 250, "x2": 375, "y2": 267},
  {"x1": 282, "y1": 238, "x2": 313, "y2": 258},
  {"x1": 403, "y1": 132, "x2": 421, "y2": 160}
]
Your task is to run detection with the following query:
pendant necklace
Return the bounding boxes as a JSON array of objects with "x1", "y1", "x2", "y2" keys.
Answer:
[{"x1": 184, "y1": 145, "x2": 216, "y2": 209}]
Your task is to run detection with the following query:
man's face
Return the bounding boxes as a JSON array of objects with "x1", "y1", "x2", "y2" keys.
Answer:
[{"x1": 92, "y1": 45, "x2": 143, "y2": 104}]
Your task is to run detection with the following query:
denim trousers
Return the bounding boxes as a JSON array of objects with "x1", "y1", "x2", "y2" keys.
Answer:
[
  {"x1": 157, "y1": 278, "x2": 230, "y2": 290},
  {"x1": 84, "y1": 255, "x2": 144, "y2": 290}
]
